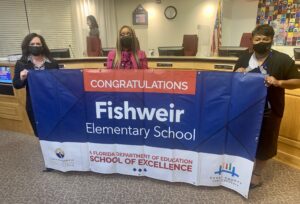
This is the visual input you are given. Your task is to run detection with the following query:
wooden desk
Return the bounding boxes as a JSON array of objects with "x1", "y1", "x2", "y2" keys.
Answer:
[
  {"x1": 1, "y1": 57, "x2": 299, "y2": 169},
  {"x1": 276, "y1": 89, "x2": 300, "y2": 169},
  {"x1": 0, "y1": 62, "x2": 34, "y2": 135},
  {"x1": 58, "y1": 57, "x2": 107, "y2": 69},
  {"x1": 57, "y1": 56, "x2": 237, "y2": 71}
]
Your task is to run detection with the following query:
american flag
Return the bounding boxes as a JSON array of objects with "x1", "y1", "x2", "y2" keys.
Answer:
[{"x1": 211, "y1": 0, "x2": 223, "y2": 56}]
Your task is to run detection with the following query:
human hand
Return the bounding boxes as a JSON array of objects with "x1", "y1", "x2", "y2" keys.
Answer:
[
  {"x1": 20, "y1": 69, "x2": 29, "y2": 81},
  {"x1": 265, "y1": 76, "x2": 282, "y2": 87},
  {"x1": 236, "y1": 67, "x2": 246, "y2": 72}
]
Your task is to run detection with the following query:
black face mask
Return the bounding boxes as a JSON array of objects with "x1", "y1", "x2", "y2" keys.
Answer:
[
  {"x1": 120, "y1": 36, "x2": 133, "y2": 49},
  {"x1": 253, "y1": 42, "x2": 272, "y2": 54},
  {"x1": 29, "y1": 46, "x2": 43, "y2": 56}
]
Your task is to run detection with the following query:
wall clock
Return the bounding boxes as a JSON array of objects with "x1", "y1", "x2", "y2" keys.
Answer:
[{"x1": 164, "y1": 6, "x2": 177, "y2": 20}]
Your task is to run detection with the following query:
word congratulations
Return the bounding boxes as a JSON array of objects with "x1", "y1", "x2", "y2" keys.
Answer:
[
  {"x1": 96, "y1": 101, "x2": 185, "y2": 123},
  {"x1": 90, "y1": 79, "x2": 188, "y2": 91}
]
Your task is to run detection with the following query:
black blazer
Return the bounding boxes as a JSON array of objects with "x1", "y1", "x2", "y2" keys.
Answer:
[
  {"x1": 13, "y1": 59, "x2": 59, "y2": 89},
  {"x1": 234, "y1": 50, "x2": 300, "y2": 117}
]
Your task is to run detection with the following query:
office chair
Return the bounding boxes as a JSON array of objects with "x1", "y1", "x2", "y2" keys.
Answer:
[
  {"x1": 87, "y1": 36, "x2": 103, "y2": 56},
  {"x1": 182, "y1": 35, "x2": 198, "y2": 56},
  {"x1": 240, "y1": 33, "x2": 253, "y2": 51}
]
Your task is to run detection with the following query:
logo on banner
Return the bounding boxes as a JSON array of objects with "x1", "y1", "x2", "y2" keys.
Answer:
[
  {"x1": 55, "y1": 148, "x2": 65, "y2": 159},
  {"x1": 210, "y1": 162, "x2": 242, "y2": 188},
  {"x1": 49, "y1": 148, "x2": 75, "y2": 167},
  {"x1": 214, "y1": 163, "x2": 239, "y2": 177}
]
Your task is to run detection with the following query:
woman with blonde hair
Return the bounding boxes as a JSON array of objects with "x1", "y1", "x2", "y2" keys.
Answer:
[{"x1": 107, "y1": 25, "x2": 148, "y2": 69}]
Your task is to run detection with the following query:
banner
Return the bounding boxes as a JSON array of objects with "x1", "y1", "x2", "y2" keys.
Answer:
[{"x1": 28, "y1": 69, "x2": 266, "y2": 198}]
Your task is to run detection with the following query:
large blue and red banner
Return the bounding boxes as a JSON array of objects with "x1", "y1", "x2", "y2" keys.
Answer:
[{"x1": 28, "y1": 69, "x2": 266, "y2": 198}]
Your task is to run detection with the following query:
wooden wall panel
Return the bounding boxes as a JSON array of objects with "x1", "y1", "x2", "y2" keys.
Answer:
[
  {"x1": 275, "y1": 91, "x2": 300, "y2": 169},
  {"x1": 0, "y1": 67, "x2": 34, "y2": 136}
]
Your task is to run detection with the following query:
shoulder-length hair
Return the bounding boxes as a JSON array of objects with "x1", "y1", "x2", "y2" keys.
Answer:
[
  {"x1": 87, "y1": 15, "x2": 99, "y2": 29},
  {"x1": 113, "y1": 25, "x2": 141, "y2": 69},
  {"x1": 20, "y1": 33, "x2": 53, "y2": 61}
]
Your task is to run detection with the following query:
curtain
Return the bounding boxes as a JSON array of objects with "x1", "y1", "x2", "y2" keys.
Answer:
[
  {"x1": 71, "y1": 0, "x2": 117, "y2": 58},
  {"x1": 0, "y1": 0, "x2": 74, "y2": 57},
  {"x1": 95, "y1": 0, "x2": 118, "y2": 48}
]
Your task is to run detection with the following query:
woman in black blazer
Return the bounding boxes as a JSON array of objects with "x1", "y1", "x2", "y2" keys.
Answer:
[
  {"x1": 234, "y1": 25, "x2": 300, "y2": 188},
  {"x1": 13, "y1": 33, "x2": 59, "y2": 136}
]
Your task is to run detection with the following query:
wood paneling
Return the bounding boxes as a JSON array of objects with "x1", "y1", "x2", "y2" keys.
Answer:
[
  {"x1": 62, "y1": 62, "x2": 105, "y2": 69},
  {"x1": 0, "y1": 66, "x2": 34, "y2": 135},
  {"x1": 0, "y1": 101, "x2": 22, "y2": 120},
  {"x1": 275, "y1": 89, "x2": 300, "y2": 169},
  {"x1": 0, "y1": 101, "x2": 34, "y2": 135}
]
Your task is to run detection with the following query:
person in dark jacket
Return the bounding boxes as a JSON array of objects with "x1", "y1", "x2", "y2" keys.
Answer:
[
  {"x1": 234, "y1": 24, "x2": 300, "y2": 188},
  {"x1": 13, "y1": 33, "x2": 59, "y2": 136}
]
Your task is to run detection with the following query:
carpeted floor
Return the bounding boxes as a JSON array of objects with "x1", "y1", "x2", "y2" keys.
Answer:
[{"x1": 0, "y1": 130, "x2": 299, "y2": 204}]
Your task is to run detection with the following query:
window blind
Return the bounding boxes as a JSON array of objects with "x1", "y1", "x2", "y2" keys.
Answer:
[
  {"x1": 26, "y1": 0, "x2": 75, "y2": 57},
  {"x1": 0, "y1": 0, "x2": 28, "y2": 57},
  {"x1": 0, "y1": 0, "x2": 76, "y2": 58}
]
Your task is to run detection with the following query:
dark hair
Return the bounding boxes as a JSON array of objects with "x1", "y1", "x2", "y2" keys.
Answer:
[
  {"x1": 252, "y1": 24, "x2": 275, "y2": 38},
  {"x1": 87, "y1": 15, "x2": 99, "y2": 29},
  {"x1": 20, "y1": 33, "x2": 53, "y2": 61}
]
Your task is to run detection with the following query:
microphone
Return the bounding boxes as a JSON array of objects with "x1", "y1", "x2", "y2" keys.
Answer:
[{"x1": 69, "y1": 44, "x2": 75, "y2": 58}]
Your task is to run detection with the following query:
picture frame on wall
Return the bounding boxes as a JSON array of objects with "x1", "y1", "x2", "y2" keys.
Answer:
[{"x1": 132, "y1": 4, "x2": 148, "y2": 25}]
